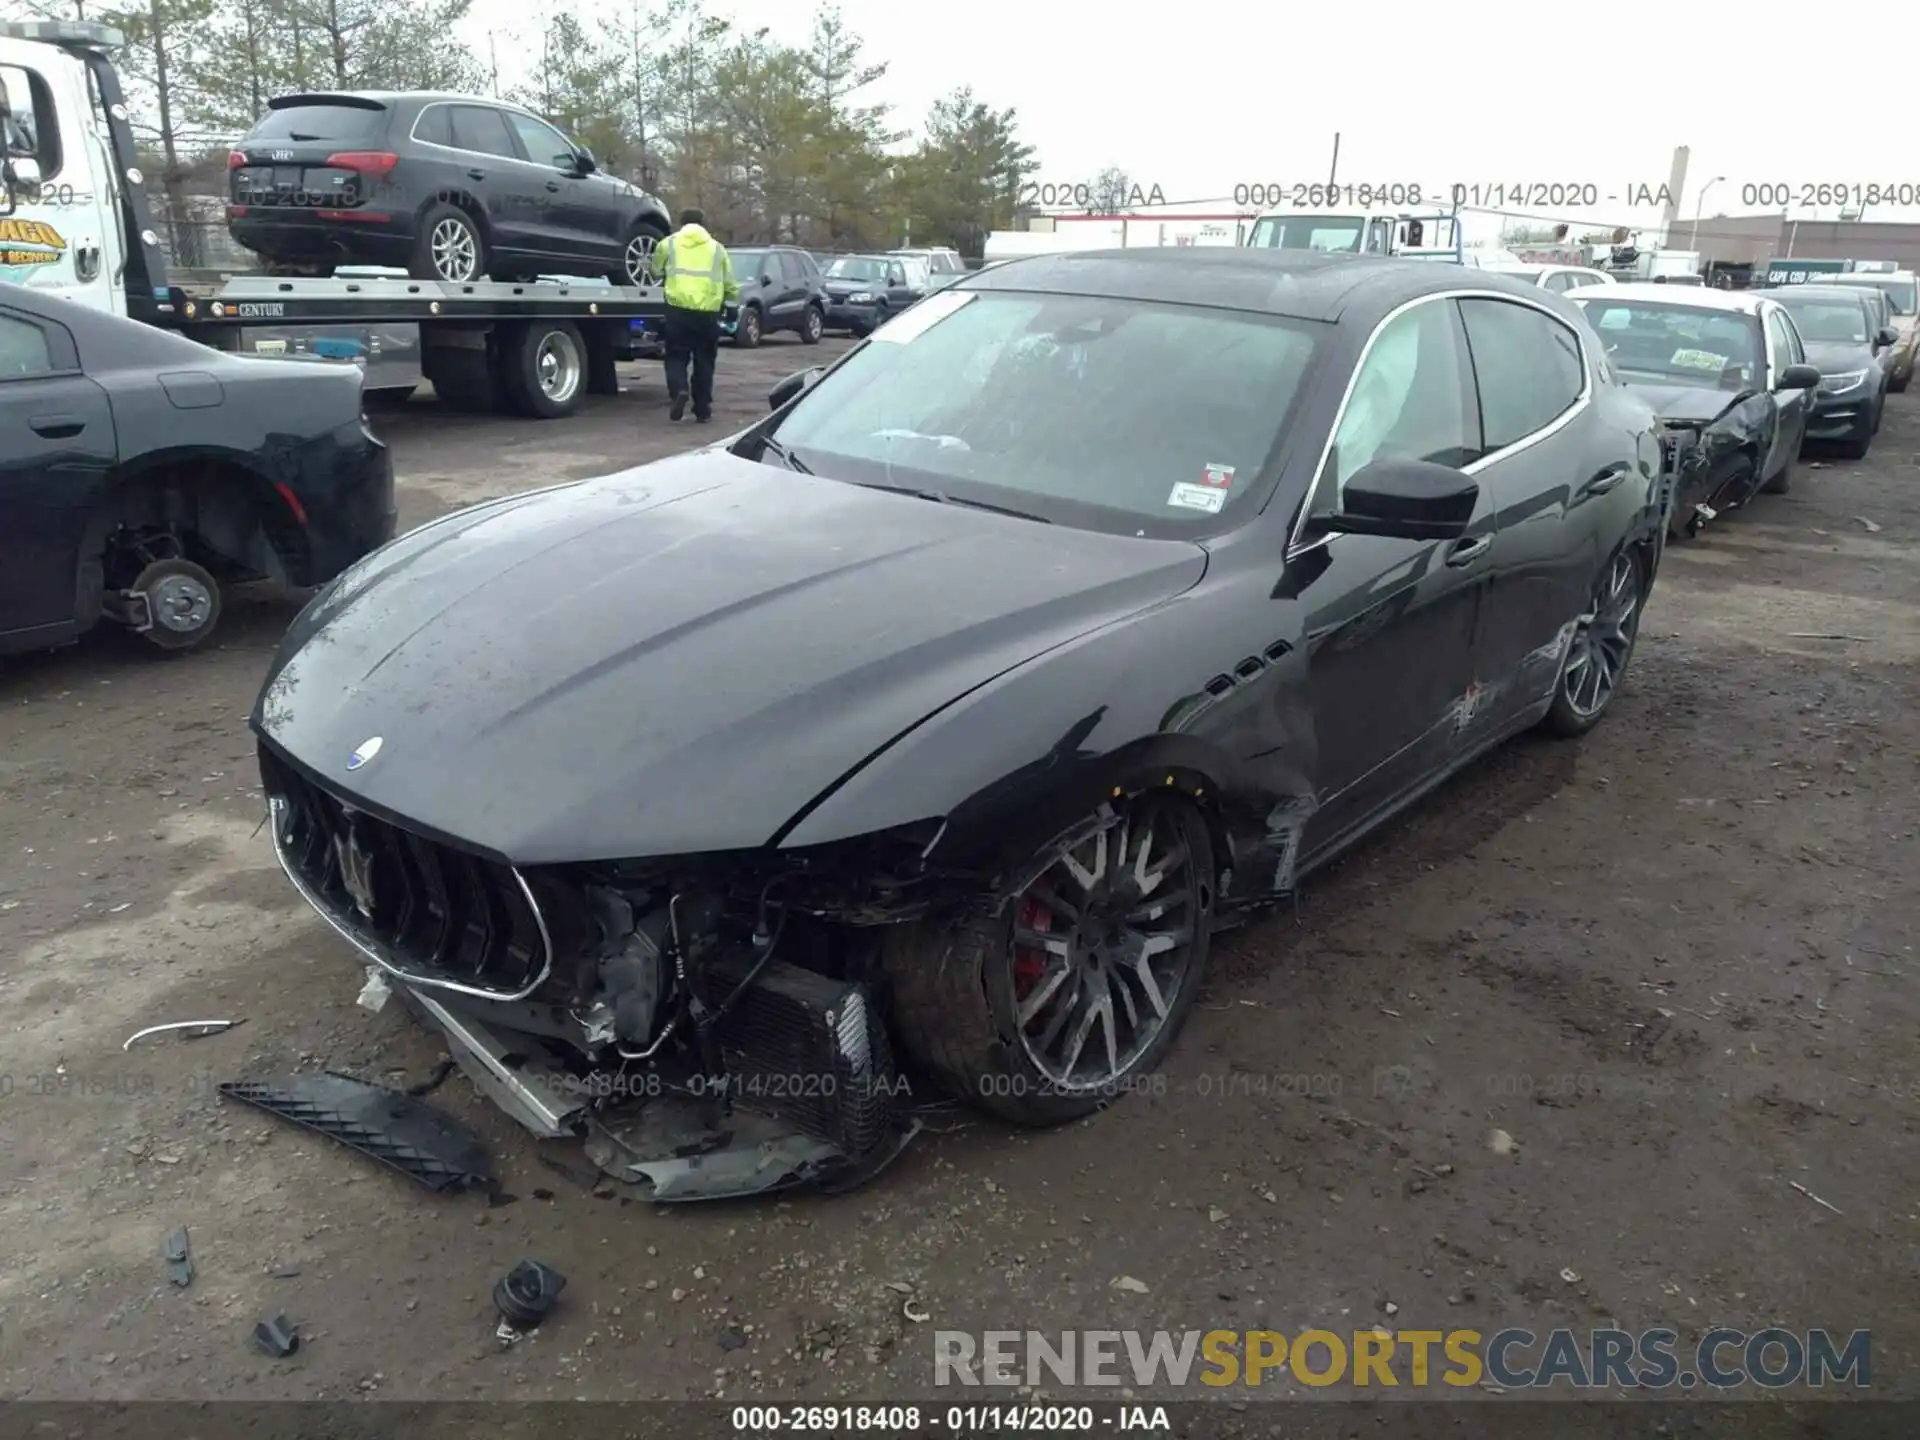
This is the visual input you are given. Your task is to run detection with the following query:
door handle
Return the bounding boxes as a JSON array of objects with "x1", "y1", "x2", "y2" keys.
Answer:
[
  {"x1": 1578, "y1": 462, "x2": 1629, "y2": 499},
  {"x1": 30, "y1": 413, "x2": 84, "y2": 438},
  {"x1": 545, "y1": 180, "x2": 560, "y2": 192},
  {"x1": 1445, "y1": 534, "x2": 1492, "y2": 567},
  {"x1": 466, "y1": 168, "x2": 486, "y2": 180}
]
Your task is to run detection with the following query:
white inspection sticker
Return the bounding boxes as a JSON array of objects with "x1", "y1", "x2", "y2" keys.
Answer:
[
  {"x1": 1167, "y1": 482, "x2": 1227, "y2": 513},
  {"x1": 868, "y1": 289, "x2": 976, "y2": 344},
  {"x1": 1669, "y1": 347, "x2": 1730, "y2": 372}
]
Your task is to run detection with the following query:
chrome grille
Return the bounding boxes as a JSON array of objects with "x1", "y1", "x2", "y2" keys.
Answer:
[{"x1": 261, "y1": 744, "x2": 554, "y2": 1001}]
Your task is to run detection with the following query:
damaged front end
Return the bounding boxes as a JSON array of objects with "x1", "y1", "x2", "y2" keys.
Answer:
[{"x1": 260, "y1": 744, "x2": 959, "y2": 1201}]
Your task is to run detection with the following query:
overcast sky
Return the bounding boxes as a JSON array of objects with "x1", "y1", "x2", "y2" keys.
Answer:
[{"x1": 462, "y1": 0, "x2": 1920, "y2": 237}]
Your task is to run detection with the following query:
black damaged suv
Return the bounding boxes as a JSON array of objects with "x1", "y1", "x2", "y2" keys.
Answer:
[{"x1": 228, "y1": 92, "x2": 673, "y2": 285}]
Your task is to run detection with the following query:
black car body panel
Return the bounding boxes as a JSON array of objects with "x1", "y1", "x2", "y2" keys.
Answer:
[
  {"x1": 227, "y1": 91, "x2": 672, "y2": 282},
  {"x1": 818, "y1": 255, "x2": 922, "y2": 334},
  {"x1": 252, "y1": 452, "x2": 1209, "y2": 863},
  {"x1": 248, "y1": 250, "x2": 1667, "y2": 1177},
  {"x1": 728, "y1": 247, "x2": 828, "y2": 341},
  {"x1": 0, "y1": 283, "x2": 392, "y2": 657}
]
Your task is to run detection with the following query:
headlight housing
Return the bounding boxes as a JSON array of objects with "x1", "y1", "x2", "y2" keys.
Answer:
[
  {"x1": 1818, "y1": 369, "x2": 1869, "y2": 393},
  {"x1": 848, "y1": 291, "x2": 874, "y2": 303}
]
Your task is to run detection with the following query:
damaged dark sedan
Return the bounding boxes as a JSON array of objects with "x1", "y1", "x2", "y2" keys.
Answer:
[
  {"x1": 251, "y1": 250, "x2": 1667, "y2": 1200},
  {"x1": 1572, "y1": 283, "x2": 1820, "y2": 539}
]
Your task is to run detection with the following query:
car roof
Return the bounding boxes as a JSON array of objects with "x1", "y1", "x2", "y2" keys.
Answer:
[
  {"x1": 964, "y1": 248, "x2": 1550, "y2": 323},
  {"x1": 1481, "y1": 262, "x2": 1546, "y2": 275},
  {"x1": 1753, "y1": 284, "x2": 1876, "y2": 303},
  {"x1": 269, "y1": 90, "x2": 539, "y2": 111},
  {"x1": 1814, "y1": 270, "x2": 1915, "y2": 284},
  {"x1": 1573, "y1": 281, "x2": 1767, "y2": 315}
]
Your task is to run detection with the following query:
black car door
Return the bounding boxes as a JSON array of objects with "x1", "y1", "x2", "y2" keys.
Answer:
[
  {"x1": 1288, "y1": 293, "x2": 1497, "y2": 855},
  {"x1": 884, "y1": 261, "x2": 914, "y2": 309},
  {"x1": 1761, "y1": 303, "x2": 1812, "y2": 476},
  {"x1": 771, "y1": 252, "x2": 809, "y2": 325},
  {"x1": 501, "y1": 109, "x2": 610, "y2": 264},
  {"x1": 0, "y1": 306, "x2": 116, "y2": 647},
  {"x1": 446, "y1": 105, "x2": 542, "y2": 259},
  {"x1": 1456, "y1": 295, "x2": 1610, "y2": 732}
]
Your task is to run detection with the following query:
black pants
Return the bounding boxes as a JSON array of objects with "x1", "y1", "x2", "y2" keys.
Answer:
[{"x1": 662, "y1": 305, "x2": 721, "y2": 418}]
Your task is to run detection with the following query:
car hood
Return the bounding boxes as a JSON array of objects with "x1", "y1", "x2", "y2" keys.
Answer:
[
  {"x1": 1801, "y1": 339, "x2": 1873, "y2": 375},
  {"x1": 822, "y1": 279, "x2": 880, "y2": 295},
  {"x1": 251, "y1": 450, "x2": 1208, "y2": 863},
  {"x1": 1616, "y1": 377, "x2": 1744, "y2": 425}
]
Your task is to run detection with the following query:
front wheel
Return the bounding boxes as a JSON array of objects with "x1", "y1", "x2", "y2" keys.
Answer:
[
  {"x1": 883, "y1": 793, "x2": 1216, "y2": 1126},
  {"x1": 734, "y1": 304, "x2": 763, "y2": 348},
  {"x1": 1539, "y1": 547, "x2": 1644, "y2": 738}
]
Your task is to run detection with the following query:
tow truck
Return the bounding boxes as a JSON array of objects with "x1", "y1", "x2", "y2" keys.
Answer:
[
  {"x1": 0, "y1": 20, "x2": 666, "y2": 418},
  {"x1": 1242, "y1": 206, "x2": 1466, "y2": 262}
]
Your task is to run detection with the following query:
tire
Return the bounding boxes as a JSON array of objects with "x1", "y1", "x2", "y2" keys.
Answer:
[
  {"x1": 410, "y1": 203, "x2": 485, "y2": 283},
  {"x1": 126, "y1": 557, "x2": 222, "y2": 653},
  {"x1": 1762, "y1": 447, "x2": 1794, "y2": 494},
  {"x1": 365, "y1": 385, "x2": 417, "y2": 409},
  {"x1": 1539, "y1": 546, "x2": 1644, "y2": 738},
  {"x1": 499, "y1": 320, "x2": 586, "y2": 419},
  {"x1": 611, "y1": 218, "x2": 668, "y2": 288},
  {"x1": 1891, "y1": 368, "x2": 1910, "y2": 395},
  {"x1": 1835, "y1": 418, "x2": 1872, "y2": 461},
  {"x1": 882, "y1": 792, "x2": 1217, "y2": 1126},
  {"x1": 1871, "y1": 391, "x2": 1885, "y2": 436},
  {"x1": 800, "y1": 302, "x2": 824, "y2": 344},
  {"x1": 734, "y1": 303, "x2": 763, "y2": 348}
]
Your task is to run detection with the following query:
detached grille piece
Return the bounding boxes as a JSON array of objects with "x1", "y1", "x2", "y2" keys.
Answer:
[
  {"x1": 706, "y1": 956, "x2": 902, "y2": 1162},
  {"x1": 260, "y1": 744, "x2": 554, "y2": 1001}
]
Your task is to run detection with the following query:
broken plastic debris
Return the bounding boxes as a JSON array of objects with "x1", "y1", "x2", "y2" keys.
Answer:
[
  {"x1": 122, "y1": 1020, "x2": 241, "y2": 1051},
  {"x1": 902, "y1": 1299, "x2": 931, "y2": 1323},
  {"x1": 1854, "y1": 516, "x2": 1883, "y2": 533},
  {"x1": 356, "y1": 968, "x2": 392, "y2": 1012},
  {"x1": 253, "y1": 1315, "x2": 299, "y2": 1358},
  {"x1": 1560, "y1": 1267, "x2": 1581, "y2": 1284},
  {"x1": 1111, "y1": 1276, "x2": 1150, "y2": 1293},
  {"x1": 1488, "y1": 1129, "x2": 1517, "y2": 1155},
  {"x1": 493, "y1": 1259, "x2": 567, "y2": 1328},
  {"x1": 163, "y1": 1227, "x2": 193, "y2": 1288}
]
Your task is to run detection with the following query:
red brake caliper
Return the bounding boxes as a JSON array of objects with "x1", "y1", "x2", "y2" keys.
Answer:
[{"x1": 1013, "y1": 896, "x2": 1052, "y2": 1000}]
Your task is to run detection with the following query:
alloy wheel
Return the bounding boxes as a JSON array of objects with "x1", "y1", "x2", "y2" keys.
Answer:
[
  {"x1": 1561, "y1": 551, "x2": 1640, "y2": 719},
  {"x1": 1011, "y1": 799, "x2": 1203, "y2": 1092},
  {"x1": 431, "y1": 218, "x2": 479, "y2": 281},
  {"x1": 624, "y1": 234, "x2": 655, "y2": 286}
]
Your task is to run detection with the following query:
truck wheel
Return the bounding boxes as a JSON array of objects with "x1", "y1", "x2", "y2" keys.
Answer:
[
  {"x1": 425, "y1": 349, "x2": 503, "y2": 412},
  {"x1": 734, "y1": 304, "x2": 763, "y2": 348},
  {"x1": 881, "y1": 792, "x2": 1215, "y2": 1126},
  {"x1": 411, "y1": 203, "x2": 485, "y2": 283},
  {"x1": 501, "y1": 320, "x2": 586, "y2": 419},
  {"x1": 126, "y1": 558, "x2": 222, "y2": 653},
  {"x1": 800, "y1": 303, "x2": 824, "y2": 344},
  {"x1": 611, "y1": 220, "x2": 668, "y2": 287}
]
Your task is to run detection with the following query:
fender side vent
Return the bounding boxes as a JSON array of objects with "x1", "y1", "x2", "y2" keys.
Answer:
[
  {"x1": 1234, "y1": 656, "x2": 1266, "y2": 680},
  {"x1": 1263, "y1": 639, "x2": 1294, "y2": 661},
  {"x1": 1204, "y1": 674, "x2": 1235, "y2": 697}
]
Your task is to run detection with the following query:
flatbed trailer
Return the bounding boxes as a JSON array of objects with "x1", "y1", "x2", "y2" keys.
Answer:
[{"x1": 0, "y1": 20, "x2": 668, "y2": 418}]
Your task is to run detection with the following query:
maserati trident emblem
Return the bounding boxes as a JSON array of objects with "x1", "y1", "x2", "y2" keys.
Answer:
[
  {"x1": 346, "y1": 735, "x2": 383, "y2": 771},
  {"x1": 334, "y1": 825, "x2": 378, "y2": 920}
]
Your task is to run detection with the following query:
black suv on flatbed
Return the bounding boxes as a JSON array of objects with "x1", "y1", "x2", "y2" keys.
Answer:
[
  {"x1": 228, "y1": 92, "x2": 673, "y2": 285},
  {"x1": 728, "y1": 245, "x2": 829, "y2": 347}
]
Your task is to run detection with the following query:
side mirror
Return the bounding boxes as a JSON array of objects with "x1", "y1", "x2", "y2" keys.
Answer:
[
  {"x1": 767, "y1": 366, "x2": 824, "y2": 411},
  {"x1": 572, "y1": 148, "x2": 596, "y2": 174},
  {"x1": 1325, "y1": 458, "x2": 1478, "y2": 541},
  {"x1": 1776, "y1": 362, "x2": 1821, "y2": 391},
  {"x1": 1877, "y1": 326, "x2": 1899, "y2": 347},
  {"x1": 759, "y1": 272, "x2": 773, "y2": 286}
]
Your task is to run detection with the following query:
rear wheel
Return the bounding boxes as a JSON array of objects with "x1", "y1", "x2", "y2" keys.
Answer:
[
  {"x1": 126, "y1": 557, "x2": 222, "y2": 653},
  {"x1": 1539, "y1": 547, "x2": 1643, "y2": 738},
  {"x1": 499, "y1": 320, "x2": 586, "y2": 419},
  {"x1": 883, "y1": 793, "x2": 1215, "y2": 1126},
  {"x1": 800, "y1": 302, "x2": 824, "y2": 344},
  {"x1": 410, "y1": 203, "x2": 485, "y2": 283},
  {"x1": 611, "y1": 219, "x2": 668, "y2": 287}
]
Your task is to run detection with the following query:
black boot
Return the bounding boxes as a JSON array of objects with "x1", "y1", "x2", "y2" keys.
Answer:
[{"x1": 669, "y1": 392, "x2": 687, "y2": 421}]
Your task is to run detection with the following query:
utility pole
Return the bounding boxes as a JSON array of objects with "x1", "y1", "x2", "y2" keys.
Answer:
[
  {"x1": 488, "y1": 32, "x2": 500, "y2": 98},
  {"x1": 1328, "y1": 132, "x2": 1340, "y2": 189}
]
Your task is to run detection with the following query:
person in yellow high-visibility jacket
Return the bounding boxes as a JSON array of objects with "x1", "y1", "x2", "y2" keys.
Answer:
[{"x1": 648, "y1": 208, "x2": 740, "y2": 423}]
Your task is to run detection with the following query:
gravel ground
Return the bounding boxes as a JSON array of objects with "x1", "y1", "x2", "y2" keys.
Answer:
[{"x1": 1, "y1": 336, "x2": 1915, "y2": 1426}]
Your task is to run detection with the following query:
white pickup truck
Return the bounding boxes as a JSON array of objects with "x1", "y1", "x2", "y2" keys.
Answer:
[{"x1": 0, "y1": 20, "x2": 667, "y2": 417}]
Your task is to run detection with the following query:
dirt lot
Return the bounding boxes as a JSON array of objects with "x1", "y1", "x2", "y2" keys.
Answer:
[{"x1": 2, "y1": 334, "x2": 1916, "y2": 1419}]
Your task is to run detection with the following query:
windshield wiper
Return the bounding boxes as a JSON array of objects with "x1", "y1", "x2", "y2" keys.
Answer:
[
  {"x1": 855, "y1": 481, "x2": 1050, "y2": 523},
  {"x1": 755, "y1": 435, "x2": 811, "y2": 474}
]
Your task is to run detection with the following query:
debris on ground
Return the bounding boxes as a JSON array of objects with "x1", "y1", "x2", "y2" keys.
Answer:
[
  {"x1": 719, "y1": 1326, "x2": 748, "y2": 1352},
  {"x1": 122, "y1": 1020, "x2": 242, "y2": 1051},
  {"x1": 1790, "y1": 1180, "x2": 1842, "y2": 1215},
  {"x1": 1854, "y1": 516, "x2": 1883, "y2": 533},
  {"x1": 1488, "y1": 1129, "x2": 1517, "y2": 1155},
  {"x1": 356, "y1": 967, "x2": 392, "y2": 1012},
  {"x1": 252, "y1": 1315, "x2": 299, "y2": 1358},
  {"x1": 492, "y1": 1259, "x2": 567, "y2": 1329},
  {"x1": 902, "y1": 1298, "x2": 931, "y2": 1323},
  {"x1": 163, "y1": 1227, "x2": 193, "y2": 1288},
  {"x1": 1111, "y1": 1276, "x2": 1150, "y2": 1293},
  {"x1": 217, "y1": 1072, "x2": 497, "y2": 1197}
]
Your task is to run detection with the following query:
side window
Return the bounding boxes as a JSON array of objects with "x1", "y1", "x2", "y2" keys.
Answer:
[
  {"x1": 1459, "y1": 298, "x2": 1586, "y2": 452},
  {"x1": 413, "y1": 104, "x2": 453, "y2": 147},
  {"x1": 1765, "y1": 309, "x2": 1802, "y2": 371},
  {"x1": 1325, "y1": 298, "x2": 1475, "y2": 496},
  {"x1": 504, "y1": 112, "x2": 575, "y2": 169},
  {"x1": 1, "y1": 64, "x2": 61, "y2": 181},
  {"x1": 0, "y1": 312, "x2": 56, "y2": 379},
  {"x1": 1541, "y1": 271, "x2": 1572, "y2": 293},
  {"x1": 777, "y1": 251, "x2": 805, "y2": 282},
  {"x1": 887, "y1": 263, "x2": 906, "y2": 286},
  {"x1": 449, "y1": 106, "x2": 517, "y2": 159}
]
